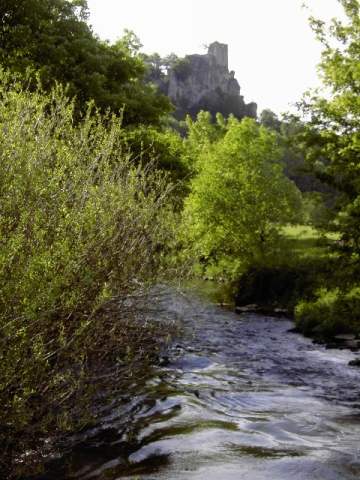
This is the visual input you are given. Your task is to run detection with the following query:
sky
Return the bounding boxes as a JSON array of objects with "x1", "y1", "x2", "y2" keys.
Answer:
[{"x1": 86, "y1": 0, "x2": 344, "y2": 116}]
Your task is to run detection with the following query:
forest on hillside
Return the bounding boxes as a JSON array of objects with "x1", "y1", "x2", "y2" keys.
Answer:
[{"x1": 0, "y1": 0, "x2": 359, "y2": 477}]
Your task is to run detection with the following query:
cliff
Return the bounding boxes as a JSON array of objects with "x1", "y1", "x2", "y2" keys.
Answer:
[{"x1": 147, "y1": 42, "x2": 257, "y2": 121}]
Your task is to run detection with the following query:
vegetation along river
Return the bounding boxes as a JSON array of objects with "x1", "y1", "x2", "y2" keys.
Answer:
[{"x1": 34, "y1": 286, "x2": 360, "y2": 480}]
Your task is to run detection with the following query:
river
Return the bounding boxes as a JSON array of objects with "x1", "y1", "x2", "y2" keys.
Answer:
[{"x1": 35, "y1": 286, "x2": 360, "y2": 480}]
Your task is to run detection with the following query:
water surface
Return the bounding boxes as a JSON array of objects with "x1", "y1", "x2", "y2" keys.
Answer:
[{"x1": 36, "y1": 287, "x2": 360, "y2": 480}]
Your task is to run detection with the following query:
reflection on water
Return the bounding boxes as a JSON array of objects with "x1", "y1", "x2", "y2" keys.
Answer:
[{"x1": 33, "y1": 286, "x2": 360, "y2": 480}]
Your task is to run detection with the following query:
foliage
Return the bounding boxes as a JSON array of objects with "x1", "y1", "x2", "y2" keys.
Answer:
[
  {"x1": 279, "y1": 225, "x2": 339, "y2": 261},
  {"x1": 0, "y1": 72, "x2": 174, "y2": 477},
  {"x1": 181, "y1": 117, "x2": 302, "y2": 279},
  {"x1": 172, "y1": 57, "x2": 192, "y2": 81},
  {"x1": 235, "y1": 265, "x2": 318, "y2": 310},
  {"x1": 259, "y1": 109, "x2": 282, "y2": 132},
  {"x1": 259, "y1": 110, "x2": 337, "y2": 198},
  {"x1": 295, "y1": 286, "x2": 360, "y2": 337},
  {"x1": 234, "y1": 222, "x2": 342, "y2": 315},
  {"x1": 182, "y1": 111, "x2": 228, "y2": 173},
  {"x1": 0, "y1": 1, "x2": 171, "y2": 124},
  {"x1": 301, "y1": 192, "x2": 335, "y2": 227},
  {"x1": 120, "y1": 125, "x2": 189, "y2": 185},
  {"x1": 288, "y1": 0, "x2": 360, "y2": 338},
  {"x1": 301, "y1": 0, "x2": 360, "y2": 257},
  {"x1": 143, "y1": 52, "x2": 179, "y2": 76},
  {"x1": 143, "y1": 52, "x2": 192, "y2": 86}
]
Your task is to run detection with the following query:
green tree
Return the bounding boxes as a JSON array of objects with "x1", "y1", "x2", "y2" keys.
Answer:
[
  {"x1": 121, "y1": 125, "x2": 189, "y2": 185},
  {"x1": 0, "y1": 1, "x2": 171, "y2": 124},
  {"x1": 293, "y1": 0, "x2": 360, "y2": 339},
  {"x1": 259, "y1": 109, "x2": 282, "y2": 132},
  {"x1": 301, "y1": 0, "x2": 360, "y2": 255},
  {"x1": 182, "y1": 111, "x2": 228, "y2": 173},
  {"x1": 182, "y1": 117, "x2": 301, "y2": 278}
]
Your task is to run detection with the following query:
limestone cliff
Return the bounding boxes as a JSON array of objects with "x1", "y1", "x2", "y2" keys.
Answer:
[{"x1": 147, "y1": 42, "x2": 257, "y2": 120}]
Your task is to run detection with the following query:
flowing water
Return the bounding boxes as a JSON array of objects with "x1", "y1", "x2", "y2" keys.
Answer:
[{"x1": 36, "y1": 286, "x2": 360, "y2": 480}]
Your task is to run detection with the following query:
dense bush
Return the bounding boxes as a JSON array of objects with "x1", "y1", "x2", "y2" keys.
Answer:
[
  {"x1": 295, "y1": 286, "x2": 360, "y2": 337},
  {"x1": 120, "y1": 125, "x2": 189, "y2": 185},
  {"x1": 0, "y1": 72, "x2": 174, "y2": 476}
]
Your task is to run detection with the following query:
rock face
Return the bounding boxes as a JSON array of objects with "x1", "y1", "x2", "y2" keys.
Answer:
[{"x1": 163, "y1": 42, "x2": 257, "y2": 120}]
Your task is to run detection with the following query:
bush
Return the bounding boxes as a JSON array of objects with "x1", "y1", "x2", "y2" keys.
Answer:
[
  {"x1": 120, "y1": 125, "x2": 189, "y2": 185},
  {"x1": 295, "y1": 286, "x2": 360, "y2": 337},
  {"x1": 0, "y1": 72, "x2": 174, "y2": 477}
]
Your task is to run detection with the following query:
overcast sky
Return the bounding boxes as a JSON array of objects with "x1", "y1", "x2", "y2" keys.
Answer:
[{"x1": 86, "y1": 0, "x2": 344, "y2": 115}]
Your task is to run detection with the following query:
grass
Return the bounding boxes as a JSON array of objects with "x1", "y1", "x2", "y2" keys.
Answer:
[{"x1": 279, "y1": 224, "x2": 339, "y2": 264}]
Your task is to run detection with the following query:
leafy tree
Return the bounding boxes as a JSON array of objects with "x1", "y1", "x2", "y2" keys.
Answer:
[
  {"x1": 260, "y1": 109, "x2": 282, "y2": 132},
  {"x1": 162, "y1": 53, "x2": 179, "y2": 72},
  {"x1": 292, "y1": 0, "x2": 360, "y2": 338},
  {"x1": 301, "y1": 0, "x2": 360, "y2": 256},
  {"x1": 121, "y1": 125, "x2": 189, "y2": 185},
  {"x1": 182, "y1": 111, "x2": 228, "y2": 173},
  {"x1": 259, "y1": 111, "x2": 332, "y2": 194},
  {"x1": 182, "y1": 117, "x2": 301, "y2": 278},
  {"x1": 0, "y1": 0, "x2": 171, "y2": 124},
  {"x1": 142, "y1": 52, "x2": 165, "y2": 82}
]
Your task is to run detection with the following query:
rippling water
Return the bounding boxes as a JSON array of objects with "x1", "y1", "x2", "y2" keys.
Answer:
[{"x1": 35, "y1": 286, "x2": 360, "y2": 480}]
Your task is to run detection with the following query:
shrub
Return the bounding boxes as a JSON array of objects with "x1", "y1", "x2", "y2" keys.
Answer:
[
  {"x1": 0, "y1": 71, "x2": 174, "y2": 476},
  {"x1": 295, "y1": 286, "x2": 360, "y2": 337}
]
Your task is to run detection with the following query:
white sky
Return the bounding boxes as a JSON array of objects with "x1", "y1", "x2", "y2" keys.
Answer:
[{"x1": 86, "y1": 0, "x2": 344, "y2": 116}]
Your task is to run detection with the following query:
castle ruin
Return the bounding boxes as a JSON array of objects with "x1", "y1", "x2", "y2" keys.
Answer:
[{"x1": 148, "y1": 42, "x2": 257, "y2": 121}]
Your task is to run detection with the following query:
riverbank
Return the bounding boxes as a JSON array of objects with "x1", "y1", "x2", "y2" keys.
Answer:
[{"x1": 230, "y1": 225, "x2": 360, "y2": 345}]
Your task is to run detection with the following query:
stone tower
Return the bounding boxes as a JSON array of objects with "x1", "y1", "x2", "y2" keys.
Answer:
[{"x1": 208, "y1": 41, "x2": 228, "y2": 69}]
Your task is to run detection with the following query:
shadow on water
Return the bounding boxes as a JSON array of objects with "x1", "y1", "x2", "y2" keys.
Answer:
[{"x1": 29, "y1": 285, "x2": 360, "y2": 480}]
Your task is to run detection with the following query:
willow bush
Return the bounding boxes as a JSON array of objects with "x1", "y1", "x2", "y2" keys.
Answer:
[{"x1": 0, "y1": 72, "x2": 174, "y2": 476}]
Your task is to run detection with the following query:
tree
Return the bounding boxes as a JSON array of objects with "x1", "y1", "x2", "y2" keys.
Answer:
[
  {"x1": 259, "y1": 112, "x2": 337, "y2": 203},
  {"x1": 182, "y1": 117, "x2": 301, "y2": 278},
  {"x1": 182, "y1": 111, "x2": 228, "y2": 173},
  {"x1": 259, "y1": 109, "x2": 282, "y2": 132},
  {"x1": 0, "y1": 0, "x2": 172, "y2": 125},
  {"x1": 301, "y1": 0, "x2": 360, "y2": 256},
  {"x1": 292, "y1": 1, "x2": 360, "y2": 338}
]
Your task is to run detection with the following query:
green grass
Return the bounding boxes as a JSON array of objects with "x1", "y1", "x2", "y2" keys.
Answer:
[{"x1": 279, "y1": 224, "x2": 339, "y2": 263}]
